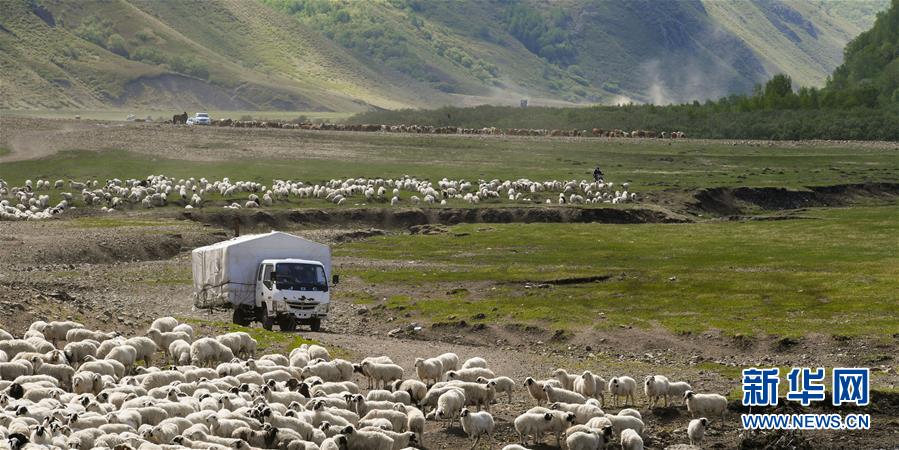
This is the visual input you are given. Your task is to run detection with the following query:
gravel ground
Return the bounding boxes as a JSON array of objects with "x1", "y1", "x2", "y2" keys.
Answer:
[{"x1": 0, "y1": 214, "x2": 896, "y2": 449}]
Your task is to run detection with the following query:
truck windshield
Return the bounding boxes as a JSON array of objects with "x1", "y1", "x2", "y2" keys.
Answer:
[{"x1": 273, "y1": 263, "x2": 327, "y2": 291}]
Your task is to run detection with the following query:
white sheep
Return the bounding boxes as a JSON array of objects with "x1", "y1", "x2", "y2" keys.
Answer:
[
  {"x1": 190, "y1": 338, "x2": 234, "y2": 367},
  {"x1": 393, "y1": 403, "x2": 425, "y2": 446},
  {"x1": 684, "y1": 391, "x2": 728, "y2": 419},
  {"x1": 544, "y1": 383, "x2": 587, "y2": 404},
  {"x1": 172, "y1": 323, "x2": 195, "y2": 340},
  {"x1": 459, "y1": 408, "x2": 494, "y2": 449},
  {"x1": 340, "y1": 425, "x2": 395, "y2": 450},
  {"x1": 574, "y1": 370, "x2": 604, "y2": 404},
  {"x1": 667, "y1": 381, "x2": 693, "y2": 405},
  {"x1": 435, "y1": 388, "x2": 466, "y2": 428},
  {"x1": 550, "y1": 401, "x2": 604, "y2": 424},
  {"x1": 124, "y1": 336, "x2": 158, "y2": 367},
  {"x1": 513, "y1": 410, "x2": 574, "y2": 447},
  {"x1": 168, "y1": 340, "x2": 192, "y2": 366},
  {"x1": 524, "y1": 377, "x2": 561, "y2": 404},
  {"x1": 608, "y1": 376, "x2": 637, "y2": 407},
  {"x1": 644, "y1": 374, "x2": 670, "y2": 408},
  {"x1": 390, "y1": 379, "x2": 428, "y2": 403},
  {"x1": 552, "y1": 368, "x2": 578, "y2": 390},
  {"x1": 620, "y1": 428, "x2": 644, "y2": 450},
  {"x1": 361, "y1": 361, "x2": 404, "y2": 389},
  {"x1": 478, "y1": 376, "x2": 514, "y2": 403},
  {"x1": 436, "y1": 352, "x2": 459, "y2": 373},
  {"x1": 413, "y1": 357, "x2": 443, "y2": 385},
  {"x1": 604, "y1": 413, "x2": 644, "y2": 437},
  {"x1": 566, "y1": 428, "x2": 611, "y2": 450},
  {"x1": 150, "y1": 317, "x2": 179, "y2": 333},
  {"x1": 688, "y1": 417, "x2": 708, "y2": 446},
  {"x1": 446, "y1": 367, "x2": 494, "y2": 382},
  {"x1": 461, "y1": 357, "x2": 488, "y2": 369},
  {"x1": 105, "y1": 345, "x2": 138, "y2": 373}
]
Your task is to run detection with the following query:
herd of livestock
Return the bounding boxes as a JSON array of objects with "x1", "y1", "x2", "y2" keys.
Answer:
[
  {"x1": 0, "y1": 176, "x2": 638, "y2": 220},
  {"x1": 177, "y1": 118, "x2": 686, "y2": 139},
  {"x1": 0, "y1": 317, "x2": 727, "y2": 450}
]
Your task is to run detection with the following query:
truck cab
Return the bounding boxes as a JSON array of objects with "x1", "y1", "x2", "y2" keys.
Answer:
[{"x1": 233, "y1": 258, "x2": 337, "y2": 331}]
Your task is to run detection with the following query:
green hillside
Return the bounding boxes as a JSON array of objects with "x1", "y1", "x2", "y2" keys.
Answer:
[
  {"x1": 827, "y1": 0, "x2": 899, "y2": 106},
  {"x1": 0, "y1": 0, "x2": 888, "y2": 111}
]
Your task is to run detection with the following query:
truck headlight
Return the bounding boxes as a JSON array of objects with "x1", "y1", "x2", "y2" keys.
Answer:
[{"x1": 272, "y1": 300, "x2": 287, "y2": 312}]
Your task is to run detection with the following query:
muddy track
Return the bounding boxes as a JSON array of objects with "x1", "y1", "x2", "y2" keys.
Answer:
[
  {"x1": 182, "y1": 206, "x2": 687, "y2": 229},
  {"x1": 691, "y1": 182, "x2": 899, "y2": 215}
]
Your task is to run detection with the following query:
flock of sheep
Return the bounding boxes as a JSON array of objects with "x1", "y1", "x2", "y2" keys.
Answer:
[
  {"x1": 191, "y1": 119, "x2": 687, "y2": 140},
  {"x1": 0, "y1": 176, "x2": 638, "y2": 220},
  {"x1": 0, "y1": 317, "x2": 728, "y2": 450}
]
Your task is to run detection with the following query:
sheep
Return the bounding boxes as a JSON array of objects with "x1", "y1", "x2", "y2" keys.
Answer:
[
  {"x1": 360, "y1": 361, "x2": 403, "y2": 389},
  {"x1": 620, "y1": 428, "x2": 644, "y2": 450},
  {"x1": 445, "y1": 367, "x2": 494, "y2": 382},
  {"x1": 434, "y1": 388, "x2": 465, "y2": 428},
  {"x1": 301, "y1": 359, "x2": 353, "y2": 382},
  {"x1": 169, "y1": 341, "x2": 192, "y2": 366},
  {"x1": 360, "y1": 409, "x2": 406, "y2": 432},
  {"x1": 413, "y1": 357, "x2": 443, "y2": 385},
  {"x1": 30, "y1": 358, "x2": 74, "y2": 390},
  {"x1": 461, "y1": 357, "x2": 488, "y2": 369},
  {"x1": 124, "y1": 336, "x2": 158, "y2": 367},
  {"x1": 477, "y1": 376, "x2": 514, "y2": 403},
  {"x1": 513, "y1": 410, "x2": 574, "y2": 447},
  {"x1": 366, "y1": 389, "x2": 410, "y2": 404},
  {"x1": 566, "y1": 428, "x2": 611, "y2": 450},
  {"x1": 393, "y1": 404, "x2": 424, "y2": 445},
  {"x1": 150, "y1": 317, "x2": 179, "y2": 333},
  {"x1": 72, "y1": 372, "x2": 103, "y2": 395},
  {"x1": 231, "y1": 426, "x2": 278, "y2": 448},
  {"x1": 216, "y1": 333, "x2": 256, "y2": 359},
  {"x1": 574, "y1": 371, "x2": 604, "y2": 404},
  {"x1": 667, "y1": 381, "x2": 693, "y2": 405},
  {"x1": 390, "y1": 379, "x2": 428, "y2": 404},
  {"x1": 106, "y1": 345, "x2": 138, "y2": 373},
  {"x1": 644, "y1": 375, "x2": 670, "y2": 408},
  {"x1": 191, "y1": 338, "x2": 234, "y2": 368},
  {"x1": 684, "y1": 391, "x2": 727, "y2": 419},
  {"x1": 172, "y1": 323, "x2": 195, "y2": 340},
  {"x1": 340, "y1": 425, "x2": 394, "y2": 450},
  {"x1": 63, "y1": 341, "x2": 98, "y2": 368},
  {"x1": 66, "y1": 328, "x2": 117, "y2": 343},
  {"x1": 604, "y1": 414, "x2": 644, "y2": 437},
  {"x1": 617, "y1": 408, "x2": 642, "y2": 420},
  {"x1": 550, "y1": 402, "x2": 604, "y2": 424},
  {"x1": 435, "y1": 352, "x2": 459, "y2": 373},
  {"x1": 320, "y1": 435, "x2": 348, "y2": 450},
  {"x1": 552, "y1": 368, "x2": 578, "y2": 390},
  {"x1": 608, "y1": 376, "x2": 637, "y2": 407},
  {"x1": 459, "y1": 408, "x2": 494, "y2": 449},
  {"x1": 0, "y1": 360, "x2": 33, "y2": 381},
  {"x1": 43, "y1": 320, "x2": 83, "y2": 345},
  {"x1": 688, "y1": 417, "x2": 708, "y2": 446},
  {"x1": 146, "y1": 329, "x2": 191, "y2": 363},
  {"x1": 524, "y1": 377, "x2": 561, "y2": 404},
  {"x1": 79, "y1": 358, "x2": 122, "y2": 379},
  {"x1": 544, "y1": 383, "x2": 587, "y2": 404}
]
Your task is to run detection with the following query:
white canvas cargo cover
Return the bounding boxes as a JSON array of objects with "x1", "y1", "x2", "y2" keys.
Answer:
[{"x1": 192, "y1": 231, "x2": 331, "y2": 308}]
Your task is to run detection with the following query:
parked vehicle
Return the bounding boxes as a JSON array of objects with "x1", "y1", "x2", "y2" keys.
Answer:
[{"x1": 194, "y1": 112, "x2": 211, "y2": 125}]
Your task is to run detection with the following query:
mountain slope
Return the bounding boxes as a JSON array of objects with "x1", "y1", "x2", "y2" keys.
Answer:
[{"x1": 0, "y1": 0, "x2": 888, "y2": 110}]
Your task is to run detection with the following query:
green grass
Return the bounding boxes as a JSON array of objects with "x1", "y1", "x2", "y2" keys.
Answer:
[
  {"x1": 68, "y1": 216, "x2": 182, "y2": 228},
  {"x1": 0, "y1": 147, "x2": 10, "y2": 157},
  {"x1": 338, "y1": 206, "x2": 899, "y2": 337},
  {"x1": 0, "y1": 110, "x2": 353, "y2": 122}
]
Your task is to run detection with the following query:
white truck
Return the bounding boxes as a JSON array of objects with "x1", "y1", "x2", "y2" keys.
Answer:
[{"x1": 191, "y1": 231, "x2": 338, "y2": 331}]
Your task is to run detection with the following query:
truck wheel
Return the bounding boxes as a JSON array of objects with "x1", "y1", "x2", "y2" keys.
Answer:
[
  {"x1": 232, "y1": 307, "x2": 251, "y2": 327},
  {"x1": 310, "y1": 319, "x2": 321, "y2": 332},
  {"x1": 278, "y1": 316, "x2": 296, "y2": 332},
  {"x1": 261, "y1": 306, "x2": 274, "y2": 331}
]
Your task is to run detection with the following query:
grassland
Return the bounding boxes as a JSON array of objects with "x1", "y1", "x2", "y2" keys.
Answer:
[
  {"x1": 337, "y1": 205, "x2": 899, "y2": 338},
  {"x1": 0, "y1": 110, "x2": 353, "y2": 122}
]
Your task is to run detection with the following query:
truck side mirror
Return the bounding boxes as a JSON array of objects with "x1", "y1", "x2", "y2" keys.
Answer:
[{"x1": 332, "y1": 274, "x2": 339, "y2": 285}]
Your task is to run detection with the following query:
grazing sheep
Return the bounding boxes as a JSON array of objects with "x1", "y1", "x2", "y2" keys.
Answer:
[
  {"x1": 461, "y1": 357, "x2": 488, "y2": 369},
  {"x1": 688, "y1": 417, "x2": 708, "y2": 446},
  {"x1": 43, "y1": 320, "x2": 83, "y2": 345},
  {"x1": 620, "y1": 428, "x2": 644, "y2": 450},
  {"x1": 644, "y1": 375, "x2": 670, "y2": 408},
  {"x1": 172, "y1": 323, "x2": 195, "y2": 340},
  {"x1": 393, "y1": 404, "x2": 425, "y2": 445},
  {"x1": 550, "y1": 402, "x2": 604, "y2": 424},
  {"x1": 544, "y1": 383, "x2": 587, "y2": 404},
  {"x1": 190, "y1": 338, "x2": 234, "y2": 368},
  {"x1": 566, "y1": 428, "x2": 611, "y2": 450},
  {"x1": 124, "y1": 336, "x2": 158, "y2": 367},
  {"x1": 390, "y1": 379, "x2": 428, "y2": 404},
  {"x1": 513, "y1": 410, "x2": 574, "y2": 447},
  {"x1": 446, "y1": 367, "x2": 495, "y2": 382},
  {"x1": 459, "y1": 408, "x2": 494, "y2": 449},
  {"x1": 604, "y1": 413, "x2": 644, "y2": 438},
  {"x1": 340, "y1": 425, "x2": 395, "y2": 450},
  {"x1": 435, "y1": 388, "x2": 466, "y2": 428},
  {"x1": 168, "y1": 340, "x2": 192, "y2": 366},
  {"x1": 413, "y1": 357, "x2": 443, "y2": 385},
  {"x1": 105, "y1": 345, "x2": 138, "y2": 374},
  {"x1": 684, "y1": 391, "x2": 727, "y2": 419},
  {"x1": 608, "y1": 376, "x2": 637, "y2": 407},
  {"x1": 574, "y1": 370, "x2": 604, "y2": 404},
  {"x1": 150, "y1": 317, "x2": 179, "y2": 333}
]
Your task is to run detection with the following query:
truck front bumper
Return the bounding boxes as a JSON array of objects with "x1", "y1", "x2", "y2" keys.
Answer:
[{"x1": 285, "y1": 301, "x2": 328, "y2": 319}]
